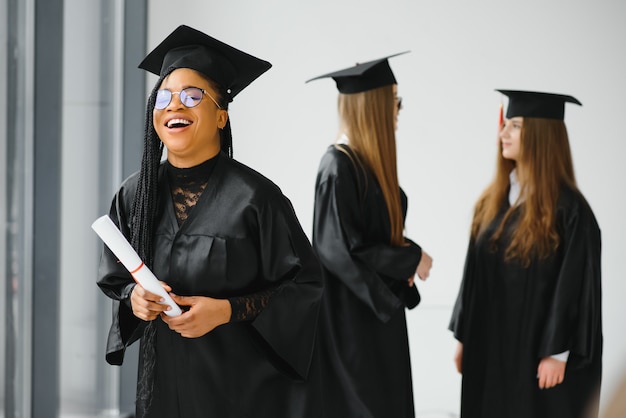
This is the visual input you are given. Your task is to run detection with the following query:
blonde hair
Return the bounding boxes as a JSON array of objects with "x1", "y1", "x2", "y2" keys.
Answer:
[
  {"x1": 336, "y1": 85, "x2": 404, "y2": 246},
  {"x1": 472, "y1": 117, "x2": 577, "y2": 265}
]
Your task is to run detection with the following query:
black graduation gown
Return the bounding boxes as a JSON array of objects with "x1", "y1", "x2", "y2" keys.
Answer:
[
  {"x1": 312, "y1": 145, "x2": 422, "y2": 418},
  {"x1": 449, "y1": 186, "x2": 602, "y2": 418},
  {"x1": 97, "y1": 153, "x2": 324, "y2": 418}
]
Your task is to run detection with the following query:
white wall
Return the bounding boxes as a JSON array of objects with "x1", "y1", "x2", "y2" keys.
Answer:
[{"x1": 148, "y1": 1, "x2": 626, "y2": 415}]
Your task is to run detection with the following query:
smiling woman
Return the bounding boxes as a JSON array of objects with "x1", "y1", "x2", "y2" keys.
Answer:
[
  {"x1": 96, "y1": 25, "x2": 325, "y2": 418},
  {"x1": 153, "y1": 69, "x2": 226, "y2": 167}
]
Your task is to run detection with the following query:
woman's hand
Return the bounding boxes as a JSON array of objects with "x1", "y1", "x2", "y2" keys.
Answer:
[
  {"x1": 417, "y1": 250, "x2": 433, "y2": 281},
  {"x1": 130, "y1": 282, "x2": 173, "y2": 321},
  {"x1": 407, "y1": 274, "x2": 415, "y2": 287},
  {"x1": 161, "y1": 294, "x2": 232, "y2": 338},
  {"x1": 537, "y1": 357, "x2": 566, "y2": 389},
  {"x1": 454, "y1": 342, "x2": 463, "y2": 374}
]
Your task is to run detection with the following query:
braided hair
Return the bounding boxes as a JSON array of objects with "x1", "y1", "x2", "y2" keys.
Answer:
[
  {"x1": 217, "y1": 85, "x2": 233, "y2": 158},
  {"x1": 130, "y1": 66, "x2": 233, "y2": 415},
  {"x1": 130, "y1": 67, "x2": 170, "y2": 416}
]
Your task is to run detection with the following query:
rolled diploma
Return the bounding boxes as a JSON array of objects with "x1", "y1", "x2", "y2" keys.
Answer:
[{"x1": 91, "y1": 215, "x2": 182, "y2": 317}]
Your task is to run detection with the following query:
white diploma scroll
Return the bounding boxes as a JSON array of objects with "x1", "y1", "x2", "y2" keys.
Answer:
[{"x1": 91, "y1": 215, "x2": 182, "y2": 317}]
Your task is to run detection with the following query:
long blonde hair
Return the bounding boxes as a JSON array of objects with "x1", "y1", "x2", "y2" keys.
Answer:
[
  {"x1": 336, "y1": 85, "x2": 404, "y2": 246},
  {"x1": 472, "y1": 117, "x2": 577, "y2": 265}
]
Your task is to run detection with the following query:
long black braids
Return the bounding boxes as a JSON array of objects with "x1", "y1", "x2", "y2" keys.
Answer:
[
  {"x1": 130, "y1": 67, "x2": 172, "y2": 416},
  {"x1": 130, "y1": 70, "x2": 170, "y2": 263},
  {"x1": 221, "y1": 116, "x2": 233, "y2": 158},
  {"x1": 215, "y1": 83, "x2": 232, "y2": 158}
]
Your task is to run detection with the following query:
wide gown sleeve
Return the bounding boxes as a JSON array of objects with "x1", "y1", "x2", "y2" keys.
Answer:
[
  {"x1": 96, "y1": 177, "x2": 145, "y2": 366},
  {"x1": 537, "y1": 193, "x2": 602, "y2": 369},
  {"x1": 250, "y1": 193, "x2": 324, "y2": 381},
  {"x1": 449, "y1": 238, "x2": 476, "y2": 342},
  {"x1": 313, "y1": 149, "x2": 422, "y2": 322}
]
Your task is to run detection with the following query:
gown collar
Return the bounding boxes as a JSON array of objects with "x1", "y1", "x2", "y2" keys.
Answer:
[
  {"x1": 337, "y1": 133, "x2": 350, "y2": 145},
  {"x1": 508, "y1": 168, "x2": 523, "y2": 206}
]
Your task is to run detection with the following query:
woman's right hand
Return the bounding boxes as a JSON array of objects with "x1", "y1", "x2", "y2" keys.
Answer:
[
  {"x1": 416, "y1": 250, "x2": 433, "y2": 280},
  {"x1": 130, "y1": 282, "x2": 173, "y2": 321},
  {"x1": 454, "y1": 342, "x2": 463, "y2": 374}
]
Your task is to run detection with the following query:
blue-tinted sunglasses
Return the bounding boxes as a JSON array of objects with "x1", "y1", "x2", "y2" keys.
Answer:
[{"x1": 155, "y1": 87, "x2": 222, "y2": 110}]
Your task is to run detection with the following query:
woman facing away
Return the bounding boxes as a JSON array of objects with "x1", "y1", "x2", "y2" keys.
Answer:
[
  {"x1": 307, "y1": 53, "x2": 433, "y2": 418},
  {"x1": 449, "y1": 89, "x2": 602, "y2": 418},
  {"x1": 96, "y1": 25, "x2": 324, "y2": 417}
]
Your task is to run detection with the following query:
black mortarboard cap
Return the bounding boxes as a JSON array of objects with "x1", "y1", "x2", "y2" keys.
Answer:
[
  {"x1": 138, "y1": 25, "x2": 272, "y2": 101},
  {"x1": 496, "y1": 89, "x2": 582, "y2": 120},
  {"x1": 306, "y1": 52, "x2": 409, "y2": 94}
]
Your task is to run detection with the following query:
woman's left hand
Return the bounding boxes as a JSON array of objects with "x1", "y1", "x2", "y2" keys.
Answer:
[
  {"x1": 407, "y1": 275, "x2": 415, "y2": 287},
  {"x1": 161, "y1": 294, "x2": 232, "y2": 338},
  {"x1": 537, "y1": 356, "x2": 566, "y2": 389},
  {"x1": 416, "y1": 250, "x2": 433, "y2": 281}
]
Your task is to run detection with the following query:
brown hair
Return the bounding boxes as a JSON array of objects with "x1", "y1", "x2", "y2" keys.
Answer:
[
  {"x1": 471, "y1": 117, "x2": 577, "y2": 265},
  {"x1": 336, "y1": 85, "x2": 404, "y2": 246}
]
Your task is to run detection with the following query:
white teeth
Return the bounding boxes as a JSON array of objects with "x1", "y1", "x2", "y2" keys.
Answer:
[{"x1": 167, "y1": 118, "x2": 191, "y2": 128}]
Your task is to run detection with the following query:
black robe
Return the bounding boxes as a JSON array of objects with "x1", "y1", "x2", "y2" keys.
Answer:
[
  {"x1": 97, "y1": 153, "x2": 324, "y2": 417},
  {"x1": 449, "y1": 186, "x2": 602, "y2": 418},
  {"x1": 312, "y1": 145, "x2": 422, "y2": 418}
]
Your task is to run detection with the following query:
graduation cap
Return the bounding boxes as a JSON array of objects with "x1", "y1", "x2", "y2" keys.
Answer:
[
  {"x1": 306, "y1": 52, "x2": 409, "y2": 94},
  {"x1": 139, "y1": 25, "x2": 272, "y2": 101},
  {"x1": 496, "y1": 89, "x2": 582, "y2": 120}
]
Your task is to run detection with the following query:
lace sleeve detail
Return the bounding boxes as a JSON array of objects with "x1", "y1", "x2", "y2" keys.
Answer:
[{"x1": 228, "y1": 284, "x2": 281, "y2": 322}]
